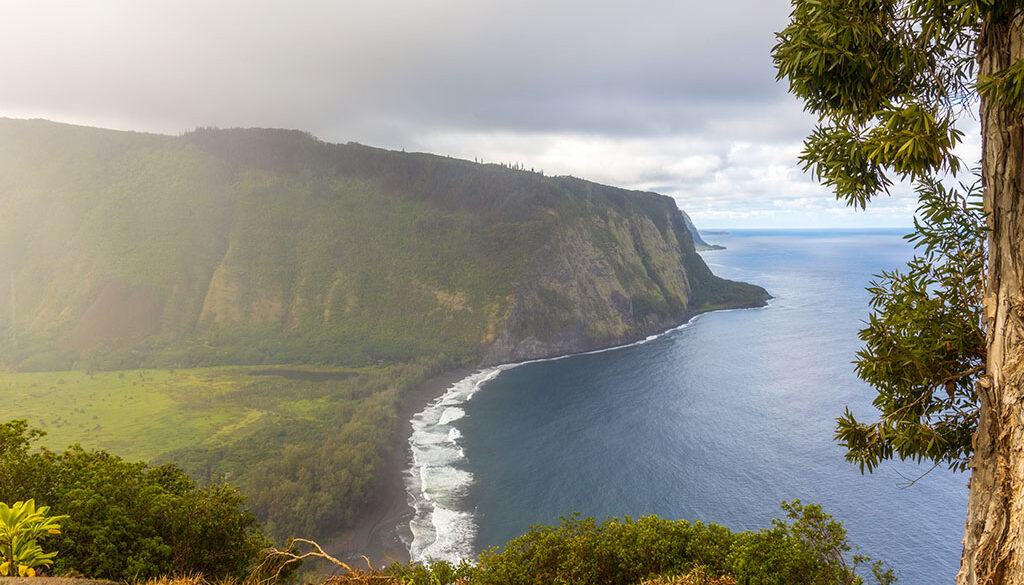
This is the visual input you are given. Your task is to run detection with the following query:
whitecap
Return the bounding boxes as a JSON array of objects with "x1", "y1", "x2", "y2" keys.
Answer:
[
  {"x1": 411, "y1": 504, "x2": 477, "y2": 562},
  {"x1": 406, "y1": 368, "x2": 508, "y2": 563},
  {"x1": 438, "y1": 407, "x2": 465, "y2": 426}
]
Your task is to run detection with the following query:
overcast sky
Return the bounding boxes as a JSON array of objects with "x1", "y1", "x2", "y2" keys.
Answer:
[{"x1": 0, "y1": 0, "x2": 981, "y2": 228}]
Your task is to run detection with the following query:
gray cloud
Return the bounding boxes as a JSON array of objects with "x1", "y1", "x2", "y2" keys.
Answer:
[
  {"x1": 0, "y1": 0, "x2": 936, "y2": 227},
  {"x1": 1, "y1": 0, "x2": 789, "y2": 136}
]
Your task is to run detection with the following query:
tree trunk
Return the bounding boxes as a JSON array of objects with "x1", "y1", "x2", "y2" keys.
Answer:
[{"x1": 958, "y1": 12, "x2": 1024, "y2": 585}]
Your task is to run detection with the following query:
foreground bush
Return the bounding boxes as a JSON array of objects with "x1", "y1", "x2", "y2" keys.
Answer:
[
  {"x1": 0, "y1": 419, "x2": 270, "y2": 581},
  {"x1": 387, "y1": 502, "x2": 895, "y2": 585}
]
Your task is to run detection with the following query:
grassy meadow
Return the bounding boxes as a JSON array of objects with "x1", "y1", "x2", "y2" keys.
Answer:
[{"x1": 0, "y1": 367, "x2": 275, "y2": 460}]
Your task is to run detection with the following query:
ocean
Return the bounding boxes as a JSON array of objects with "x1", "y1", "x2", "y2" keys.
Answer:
[{"x1": 405, "y1": 229, "x2": 968, "y2": 584}]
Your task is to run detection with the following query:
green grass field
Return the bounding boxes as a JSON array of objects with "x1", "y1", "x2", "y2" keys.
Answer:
[
  {"x1": 2, "y1": 367, "x2": 243, "y2": 459},
  {"x1": 0, "y1": 365, "x2": 383, "y2": 462}
]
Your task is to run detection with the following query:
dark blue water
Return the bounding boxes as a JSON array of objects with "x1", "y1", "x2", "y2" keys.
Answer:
[{"x1": 456, "y1": 229, "x2": 967, "y2": 584}]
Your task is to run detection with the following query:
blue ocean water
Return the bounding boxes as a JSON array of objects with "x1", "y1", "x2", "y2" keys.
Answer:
[{"x1": 406, "y1": 229, "x2": 968, "y2": 584}]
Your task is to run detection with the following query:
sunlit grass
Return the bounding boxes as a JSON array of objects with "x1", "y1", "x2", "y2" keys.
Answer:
[{"x1": 0, "y1": 366, "x2": 354, "y2": 462}]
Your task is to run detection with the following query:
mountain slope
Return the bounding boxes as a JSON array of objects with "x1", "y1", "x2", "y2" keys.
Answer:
[{"x1": 0, "y1": 119, "x2": 766, "y2": 370}]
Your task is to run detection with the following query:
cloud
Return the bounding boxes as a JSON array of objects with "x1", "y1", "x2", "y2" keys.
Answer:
[
  {"x1": 1, "y1": 0, "x2": 790, "y2": 135},
  {"x1": 0, "y1": 0, "x2": 972, "y2": 227}
]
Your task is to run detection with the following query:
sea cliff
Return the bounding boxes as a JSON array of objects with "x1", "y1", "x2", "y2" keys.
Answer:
[
  {"x1": 0, "y1": 118, "x2": 766, "y2": 371},
  {"x1": 484, "y1": 202, "x2": 765, "y2": 364}
]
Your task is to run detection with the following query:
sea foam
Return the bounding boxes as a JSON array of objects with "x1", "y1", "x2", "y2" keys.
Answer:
[{"x1": 405, "y1": 367, "x2": 508, "y2": 563}]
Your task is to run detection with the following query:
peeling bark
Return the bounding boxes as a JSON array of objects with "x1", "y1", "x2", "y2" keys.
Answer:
[{"x1": 959, "y1": 12, "x2": 1024, "y2": 585}]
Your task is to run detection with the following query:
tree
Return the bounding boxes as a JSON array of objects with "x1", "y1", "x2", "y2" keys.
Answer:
[
  {"x1": 773, "y1": 2, "x2": 1024, "y2": 583},
  {"x1": 837, "y1": 177, "x2": 986, "y2": 474}
]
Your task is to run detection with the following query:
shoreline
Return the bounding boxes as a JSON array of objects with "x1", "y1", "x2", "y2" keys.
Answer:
[
  {"x1": 322, "y1": 302, "x2": 772, "y2": 568},
  {"x1": 325, "y1": 366, "x2": 476, "y2": 568},
  {"x1": 322, "y1": 298, "x2": 771, "y2": 568}
]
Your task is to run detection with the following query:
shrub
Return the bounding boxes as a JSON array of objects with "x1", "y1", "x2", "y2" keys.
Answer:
[
  {"x1": 0, "y1": 420, "x2": 270, "y2": 581},
  {"x1": 389, "y1": 502, "x2": 894, "y2": 585}
]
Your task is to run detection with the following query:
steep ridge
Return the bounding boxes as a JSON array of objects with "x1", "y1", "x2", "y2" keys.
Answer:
[{"x1": 0, "y1": 119, "x2": 767, "y2": 371}]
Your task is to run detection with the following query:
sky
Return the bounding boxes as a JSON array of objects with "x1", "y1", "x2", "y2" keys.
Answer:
[{"x1": 0, "y1": 0, "x2": 982, "y2": 228}]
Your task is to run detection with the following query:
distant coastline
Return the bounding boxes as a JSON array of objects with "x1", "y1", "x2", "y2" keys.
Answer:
[{"x1": 324, "y1": 220, "x2": 777, "y2": 564}]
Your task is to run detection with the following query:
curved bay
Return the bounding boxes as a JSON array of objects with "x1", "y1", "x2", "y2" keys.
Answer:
[{"x1": 457, "y1": 229, "x2": 966, "y2": 585}]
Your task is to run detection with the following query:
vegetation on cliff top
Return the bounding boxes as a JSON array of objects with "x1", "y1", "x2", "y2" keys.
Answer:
[{"x1": 267, "y1": 502, "x2": 894, "y2": 585}]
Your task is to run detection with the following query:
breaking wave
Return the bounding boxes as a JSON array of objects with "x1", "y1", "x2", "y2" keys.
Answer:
[{"x1": 405, "y1": 367, "x2": 508, "y2": 563}]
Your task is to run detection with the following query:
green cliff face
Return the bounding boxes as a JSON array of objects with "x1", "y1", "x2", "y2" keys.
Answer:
[
  {"x1": 483, "y1": 183, "x2": 765, "y2": 364},
  {"x1": 0, "y1": 119, "x2": 766, "y2": 370}
]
